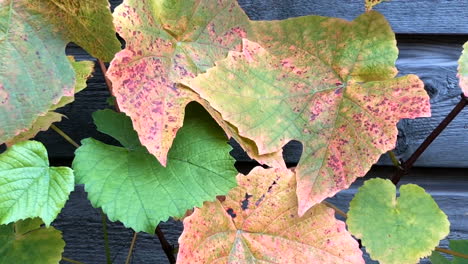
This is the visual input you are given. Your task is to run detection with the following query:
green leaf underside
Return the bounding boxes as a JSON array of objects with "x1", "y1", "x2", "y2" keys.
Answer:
[
  {"x1": 23, "y1": 0, "x2": 120, "y2": 61},
  {"x1": 178, "y1": 167, "x2": 364, "y2": 264},
  {"x1": 458, "y1": 42, "x2": 468, "y2": 97},
  {"x1": 0, "y1": 141, "x2": 74, "y2": 226},
  {"x1": 73, "y1": 104, "x2": 237, "y2": 233},
  {"x1": 0, "y1": 218, "x2": 65, "y2": 264},
  {"x1": 107, "y1": 0, "x2": 252, "y2": 166},
  {"x1": 347, "y1": 178, "x2": 450, "y2": 264},
  {"x1": 430, "y1": 240, "x2": 468, "y2": 264},
  {"x1": 6, "y1": 57, "x2": 94, "y2": 146},
  {"x1": 0, "y1": 0, "x2": 75, "y2": 145},
  {"x1": 184, "y1": 11, "x2": 431, "y2": 215}
]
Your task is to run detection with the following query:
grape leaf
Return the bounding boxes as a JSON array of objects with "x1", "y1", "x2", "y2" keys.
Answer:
[
  {"x1": 184, "y1": 11, "x2": 431, "y2": 215},
  {"x1": 430, "y1": 240, "x2": 468, "y2": 264},
  {"x1": 0, "y1": 218, "x2": 65, "y2": 264},
  {"x1": 458, "y1": 42, "x2": 468, "y2": 97},
  {"x1": 107, "y1": 0, "x2": 251, "y2": 166},
  {"x1": 365, "y1": 0, "x2": 390, "y2": 11},
  {"x1": 347, "y1": 178, "x2": 450, "y2": 264},
  {"x1": 0, "y1": 141, "x2": 74, "y2": 226},
  {"x1": 23, "y1": 0, "x2": 120, "y2": 61},
  {"x1": 178, "y1": 167, "x2": 364, "y2": 263},
  {"x1": 72, "y1": 104, "x2": 237, "y2": 233},
  {"x1": 0, "y1": 0, "x2": 75, "y2": 145},
  {"x1": 6, "y1": 57, "x2": 94, "y2": 146}
]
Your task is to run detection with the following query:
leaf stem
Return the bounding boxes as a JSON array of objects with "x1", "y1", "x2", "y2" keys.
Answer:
[
  {"x1": 98, "y1": 60, "x2": 120, "y2": 112},
  {"x1": 323, "y1": 201, "x2": 347, "y2": 219},
  {"x1": 435, "y1": 247, "x2": 468, "y2": 259},
  {"x1": 50, "y1": 124, "x2": 80, "y2": 148},
  {"x1": 156, "y1": 225, "x2": 176, "y2": 264},
  {"x1": 387, "y1": 151, "x2": 401, "y2": 168},
  {"x1": 125, "y1": 232, "x2": 138, "y2": 264},
  {"x1": 101, "y1": 210, "x2": 112, "y2": 264},
  {"x1": 62, "y1": 257, "x2": 86, "y2": 264}
]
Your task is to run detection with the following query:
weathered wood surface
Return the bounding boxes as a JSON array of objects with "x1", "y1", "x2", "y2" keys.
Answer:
[
  {"x1": 38, "y1": 35, "x2": 468, "y2": 167},
  {"x1": 55, "y1": 167, "x2": 468, "y2": 264},
  {"x1": 107, "y1": 0, "x2": 468, "y2": 34}
]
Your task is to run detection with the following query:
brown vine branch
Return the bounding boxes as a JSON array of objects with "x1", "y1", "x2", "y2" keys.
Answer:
[
  {"x1": 156, "y1": 225, "x2": 176, "y2": 264},
  {"x1": 98, "y1": 60, "x2": 120, "y2": 112},
  {"x1": 435, "y1": 247, "x2": 468, "y2": 259},
  {"x1": 391, "y1": 93, "x2": 468, "y2": 185},
  {"x1": 125, "y1": 232, "x2": 138, "y2": 264}
]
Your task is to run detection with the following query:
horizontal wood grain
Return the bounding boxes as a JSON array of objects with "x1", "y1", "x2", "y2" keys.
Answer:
[{"x1": 107, "y1": 0, "x2": 468, "y2": 34}]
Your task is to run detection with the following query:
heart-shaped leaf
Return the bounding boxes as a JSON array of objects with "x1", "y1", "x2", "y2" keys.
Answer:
[
  {"x1": 178, "y1": 167, "x2": 364, "y2": 264},
  {"x1": 6, "y1": 57, "x2": 94, "y2": 146},
  {"x1": 0, "y1": 141, "x2": 74, "y2": 226},
  {"x1": 184, "y1": 11, "x2": 431, "y2": 215},
  {"x1": 107, "y1": 0, "x2": 251, "y2": 166},
  {"x1": 0, "y1": 218, "x2": 65, "y2": 264},
  {"x1": 347, "y1": 178, "x2": 450, "y2": 264},
  {"x1": 458, "y1": 42, "x2": 468, "y2": 97},
  {"x1": 72, "y1": 104, "x2": 237, "y2": 233},
  {"x1": 23, "y1": 0, "x2": 120, "y2": 61}
]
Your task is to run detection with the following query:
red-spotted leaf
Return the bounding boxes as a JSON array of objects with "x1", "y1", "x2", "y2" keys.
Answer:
[
  {"x1": 178, "y1": 167, "x2": 364, "y2": 264},
  {"x1": 184, "y1": 11, "x2": 431, "y2": 216},
  {"x1": 0, "y1": 0, "x2": 75, "y2": 144},
  {"x1": 107, "y1": 0, "x2": 251, "y2": 166},
  {"x1": 458, "y1": 41, "x2": 468, "y2": 97}
]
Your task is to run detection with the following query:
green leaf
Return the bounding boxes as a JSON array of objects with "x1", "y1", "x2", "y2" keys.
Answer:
[
  {"x1": 0, "y1": 1, "x2": 75, "y2": 145},
  {"x1": 0, "y1": 218, "x2": 65, "y2": 264},
  {"x1": 458, "y1": 42, "x2": 468, "y2": 97},
  {"x1": 23, "y1": 0, "x2": 121, "y2": 61},
  {"x1": 6, "y1": 57, "x2": 94, "y2": 146},
  {"x1": 0, "y1": 141, "x2": 74, "y2": 226},
  {"x1": 178, "y1": 167, "x2": 364, "y2": 264},
  {"x1": 184, "y1": 11, "x2": 431, "y2": 215},
  {"x1": 107, "y1": 0, "x2": 251, "y2": 166},
  {"x1": 73, "y1": 104, "x2": 237, "y2": 233},
  {"x1": 451, "y1": 240, "x2": 468, "y2": 264},
  {"x1": 347, "y1": 178, "x2": 450, "y2": 264},
  {"x1": 430, "y1": 251, "x2": 451, "y2": 264}
]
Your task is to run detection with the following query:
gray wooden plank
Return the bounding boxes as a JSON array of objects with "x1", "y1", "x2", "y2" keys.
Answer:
[
  {"x1": 55, "y1": 167, "x2": 468, "y2": 264},
  {"x1": 107, "y1": 0, "x2": 468, "y2": 34}
]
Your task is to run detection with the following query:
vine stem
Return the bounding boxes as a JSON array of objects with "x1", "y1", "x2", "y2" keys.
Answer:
[
  {"x1": 98, "y1": 60, "x2": 120, "y2": 112},
  {"x1": 387, "y1": 151, "x2": 401, "y2": 168},
  {"x1": 435, "y1": 247, "x2": 468, "y2": 259},
  {"x1": 125, "y1": 232, "x2": 138, "y2": 264},
  {"x1": 323, "y1": 201, "x2": 347, "y2": 218},
  {"x1": 156, "y1": 225, "x2": 176, "y2": 264},
  {"x1": 62, "y1": 257, "x2": 86, "y2": 264},
  {"x1": 101, "y1": 210, "x2": 112, "y2": 264},
  {"x1": 50, "y1": 124, "x2": 80, "y2": 148},
  {"x1": 391, "y1": 93, "x2": 467, "y2": 185}
]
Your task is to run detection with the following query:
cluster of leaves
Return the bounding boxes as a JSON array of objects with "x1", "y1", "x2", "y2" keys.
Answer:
[{"x1": 0, "y1": 0, "x2": 466, "y2": 263}]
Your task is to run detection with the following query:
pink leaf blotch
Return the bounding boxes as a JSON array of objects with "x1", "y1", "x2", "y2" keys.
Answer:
[
  {"x1": 178, "y1": 167, "x2": 364, "y2": 264},
  {"x1": 183, "y1": 11, "x2": 431, "y2": 215},
  {"x1": 107, "y1": 0, "x2": 251, "y2": 166}
]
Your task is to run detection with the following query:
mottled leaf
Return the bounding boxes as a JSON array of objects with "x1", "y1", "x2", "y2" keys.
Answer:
[
  {"x1": 23, "y1": 0, "x2": 120, "y2": 61},
  {"x1": 73, "y1": 104, "x2": 237, "y2": 233},
  {"x1": 347, "y1": 178, "x2": 450, "y2": 264},
  {"x1": 178, "y1": 167, "x2": 364, "y2": 264},
  {"x1": 458, "y1": 42, "x2": 468, "y2": 97},
  {"x1": 107, "y1": 0, "x2": 251, "y2": 166},
  {"x1": 184, "y1": 11, "x2": 431, "y2": 215},
  {"x1": 365, "y1": 0, "x2": 390, "y2": 11},
  {"x1": 0, "y1": 141, "x2": 74, "y2": 226},
  {"x1": 0, "y1": 0, "x2": 75, "y2": 145},
  {"x1": 6, "y1": 57, "x2": 94, "y2": 146},
  {"x1": 0, "y1": 218, "x2": 65, "y2": 264}
]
